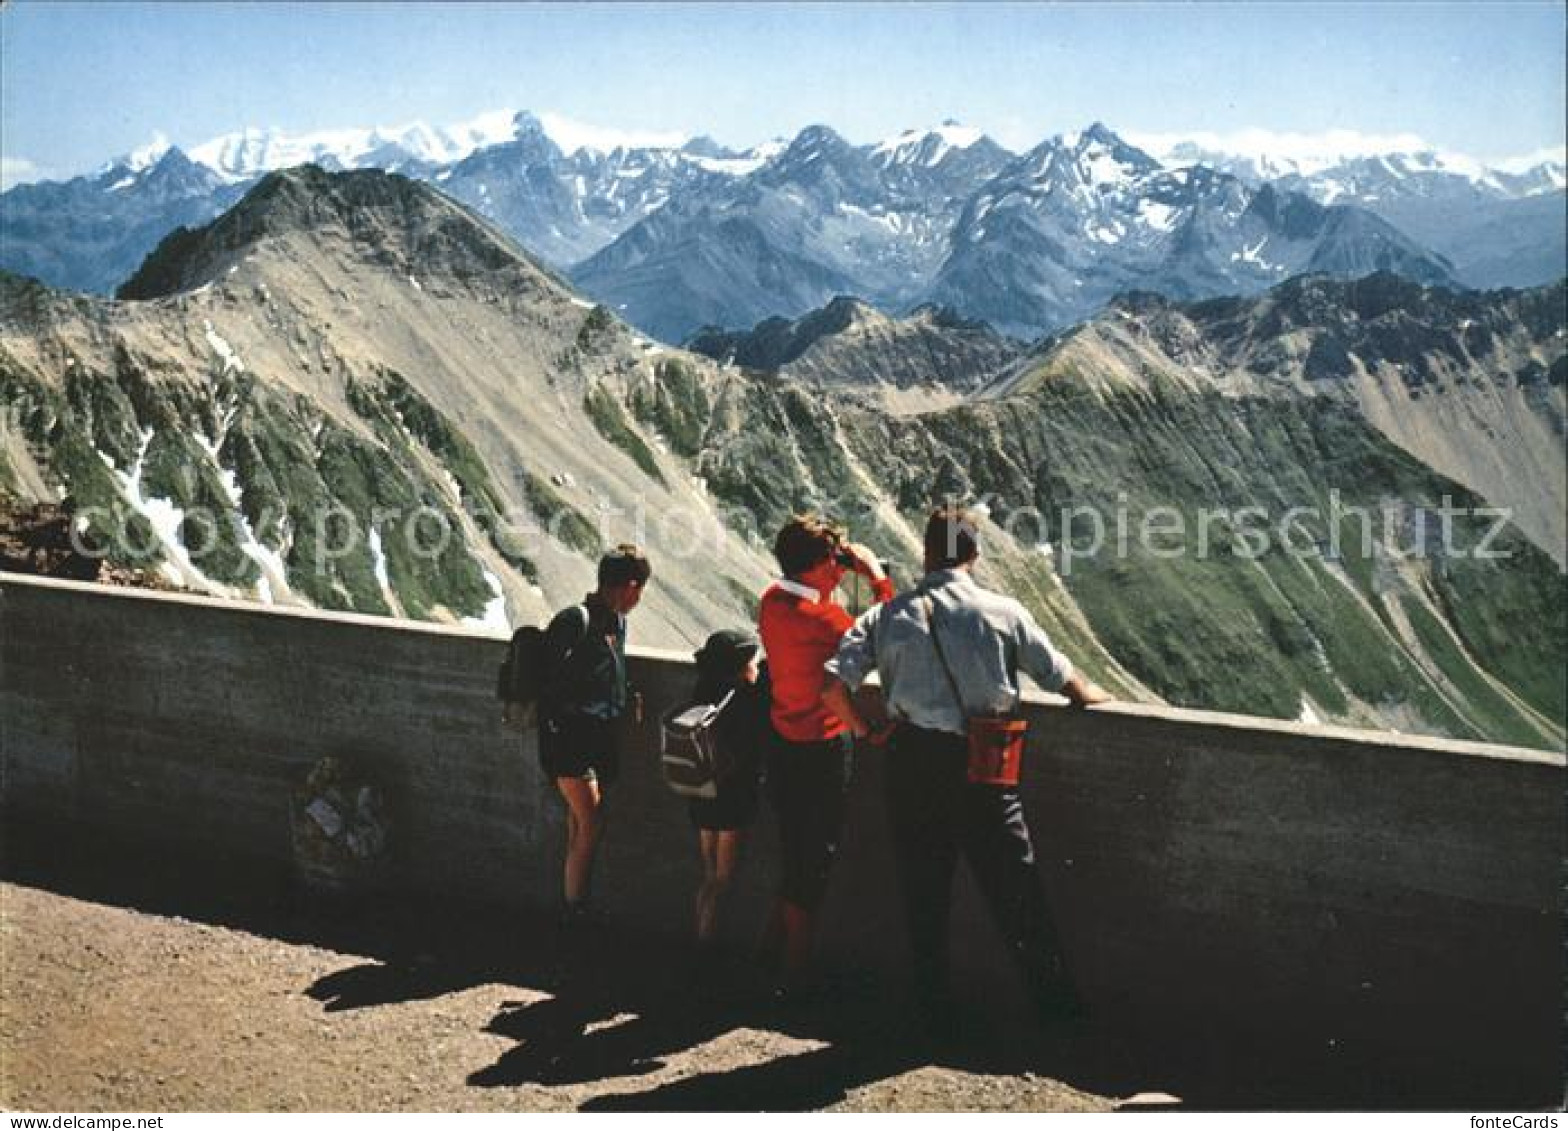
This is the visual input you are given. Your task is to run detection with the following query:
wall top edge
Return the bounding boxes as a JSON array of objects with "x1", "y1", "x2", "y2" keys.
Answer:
[
  {"x1": 5, "y1": 572, "x2": 1562, "y2": 768},
  {"x1": 1, "y1": 571, "x2": 505, "y2": 641}
]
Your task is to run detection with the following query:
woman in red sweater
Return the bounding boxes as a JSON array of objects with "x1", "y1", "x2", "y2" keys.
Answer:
[{"x1": 757, "y1": 515, "x2": 893, "y2": 994}]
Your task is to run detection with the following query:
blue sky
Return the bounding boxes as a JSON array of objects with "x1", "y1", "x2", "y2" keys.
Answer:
[{"x1": 2, "y1": 1, "x2": 1564, "y2": 183}]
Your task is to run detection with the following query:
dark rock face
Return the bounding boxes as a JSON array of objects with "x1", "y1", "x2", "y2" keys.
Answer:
[
  {"x1": 0, "y1": 498, "x2": 173, "y2": 589},
  {"x1": 1204, "y1": 272, "x2": 1564, "y2": 383}
]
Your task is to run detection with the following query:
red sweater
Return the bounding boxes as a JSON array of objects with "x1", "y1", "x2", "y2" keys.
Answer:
[{"x1": 759, "y1": 576, "x2": 895, "y2": 742}]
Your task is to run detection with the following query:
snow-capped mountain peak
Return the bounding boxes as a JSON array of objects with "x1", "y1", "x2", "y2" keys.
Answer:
[
  {"x1": 1122, "y1": 129, "x2": 1564, "y2": 203},
  {"x1": 121, "y1": 133, "x2": 174, "y2": 174},
  {"x1": 191, "y1": 125, "x2": 357, "y2": 181},
  {"x1": 784, "y1": 124, "x2": 850, "y2": 159},
  {"x1": 1072, "y1": 124, "x2": 1160, "y2": 187},
  {"x1": 873, "y1": 120, "x2": 986, "y2": 166},
  {"x1": 184, "y1": 110, "x2": 535, "y2": 181},
  {"x1": 1012, "y1": 123, "x2": 1160, "y2": 193}
]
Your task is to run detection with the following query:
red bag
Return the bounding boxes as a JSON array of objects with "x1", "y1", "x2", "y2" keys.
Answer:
[{"x1": 966, "y1": 716, "x2": 1028, "y2": 786}]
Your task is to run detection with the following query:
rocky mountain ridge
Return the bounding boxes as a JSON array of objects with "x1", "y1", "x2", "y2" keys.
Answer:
[
  {"x1": 1265, "y1": 155, "x2": 1567, "y2": 291},
  {"x1": 575, "y1": 122, "x2": 1460, "y2": 340},
  {"x1": 922, "y1": 128, "x2": 1456, "y2": 337},
  {"x1": 8, "y1": 116, "x2": 1559, "y2": 345},
  {"x1": 569, "y1": 121, "x2": 1014, "y2": 341},
  {"x1": 988, "y1": 272, "x2": 1568, "y2": 566}
]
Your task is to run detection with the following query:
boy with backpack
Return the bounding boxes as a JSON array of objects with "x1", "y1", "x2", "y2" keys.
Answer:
[{"x1": 534, "y1": 544, "x2": 652, "y2": 927}]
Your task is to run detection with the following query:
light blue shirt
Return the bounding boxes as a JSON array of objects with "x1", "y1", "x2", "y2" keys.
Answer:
[{"x1": 825, "y1": 568, "x2": 1074, "y2": 736}]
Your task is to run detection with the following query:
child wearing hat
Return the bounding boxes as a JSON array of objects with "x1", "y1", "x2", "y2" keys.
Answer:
[{"x1": 687, "y1": 629, "x2": 771, "y2": 949}]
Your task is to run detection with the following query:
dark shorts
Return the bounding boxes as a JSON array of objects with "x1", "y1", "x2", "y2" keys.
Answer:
[
  {"x1": 687, "y1": 778, "x2": 761, "y2": 833},
  {"x1": 539, "y1": 713, "x2": 620, "y2": 785},
  {"x1": 766, "y1": 732, "x2": 853, "y2": 910}
]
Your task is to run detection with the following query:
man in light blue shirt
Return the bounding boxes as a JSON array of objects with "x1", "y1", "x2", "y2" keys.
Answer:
[{"x1": 822, "y1": 506, "x2": 1109, "y2": 1030}]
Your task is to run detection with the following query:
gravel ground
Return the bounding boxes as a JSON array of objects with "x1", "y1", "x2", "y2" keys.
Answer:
[{"x1": 1, "y1": 882, "x2": 1117, "y2": 1113}]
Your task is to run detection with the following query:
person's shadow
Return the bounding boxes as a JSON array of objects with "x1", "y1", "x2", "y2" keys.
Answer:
[
  {"x1": 572, "y1": 979, "x2": 1103, "y2": 1112},
  {"x1": 307, "y1": 953, "x2": 488, "y2": 1012},
  {"x1": 464, "y1": 926, "x2": 1114, "y2": 1111},
  {"x1": 465, "y1": 933, "x2": 767, "y2": 1089}
]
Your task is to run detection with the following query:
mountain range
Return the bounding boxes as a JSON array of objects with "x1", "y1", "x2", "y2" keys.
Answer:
[
  {"x1": 2, "y1": 166, "x2": 1562, "y2": 751},
  {"x1": 2, "y1": 113, "x2": 1561, "y2": 341}
]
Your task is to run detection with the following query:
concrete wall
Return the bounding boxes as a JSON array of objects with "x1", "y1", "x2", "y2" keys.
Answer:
[{"x1": 3, "y1": 574, "x2": 1562, "y2": 1104}]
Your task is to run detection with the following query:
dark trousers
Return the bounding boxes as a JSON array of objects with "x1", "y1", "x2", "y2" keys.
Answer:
[
  {"x1": 766, "y1": 733, "x2": 852, "y2": 911},
  {"x1": 885, "y1": 724, "x2": 1068, "y2": 1010}
]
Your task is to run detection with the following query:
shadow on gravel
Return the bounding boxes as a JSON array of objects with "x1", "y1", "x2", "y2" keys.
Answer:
[
  {"x1": 463, "y1": 934, "x2": 1116, "y2": 1110},
  {"x1": 2, "y1": 812, "x2": 1135, "y2": 1109},
  {"x1": 2, "y1": 812, "x2": 1495, "y2": 1111}
]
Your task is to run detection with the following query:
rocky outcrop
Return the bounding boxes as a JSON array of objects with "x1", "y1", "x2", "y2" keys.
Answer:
[
  {"x1": 0, "y1": 498, "x2": 176, "y2": 590},
  {"x1": 685, "y1": 296, "x2": 1024, "y2": 403}
]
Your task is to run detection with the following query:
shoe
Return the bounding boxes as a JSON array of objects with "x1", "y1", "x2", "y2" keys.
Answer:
[
  {"x1": 557, "y1": 902, "x2": 607, "y2": 932},
  {"x1": 766, "y1": 975, "x2": 821, "y2": 1022}
]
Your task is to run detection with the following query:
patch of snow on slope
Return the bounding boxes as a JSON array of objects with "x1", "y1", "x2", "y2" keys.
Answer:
[
  {"x1": 194, "y1": 428, "x2": 290, "y2": 605},
  {"x1": 839, "y1": 201, "x2": 899, "y2": 233},
  {"x1": 203, "y1": 321, "x2": 244, "y2": 375},
  {"x1": 1232, "y1": 237, "x2": 1275, "y2": 268},
  {"x1": 688, "y1": 152, "x2": 769, "y2": 176},
  {"x1": 1083, "y1": 147, "x2": 1136, "y2": 189},
  {"x1": 1138, "y1": 199, "x2": 1178, "y2": 231},
  {"x1": 464, "y1": 569, "x2": 511, "y2": 637},
  {"x1": 368, "y1": 526, "x2": 397, "y2": 610},
  {"x1": 102, "y1": 429, "x2": 213, "y2": 589}
]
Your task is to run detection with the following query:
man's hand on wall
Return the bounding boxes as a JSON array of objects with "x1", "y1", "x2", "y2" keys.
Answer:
[{"x1": 1064, "y1": 673, "x2": 1112, "y2": 707}]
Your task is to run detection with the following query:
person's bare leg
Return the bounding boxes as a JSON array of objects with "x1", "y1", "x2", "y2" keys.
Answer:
[
  {"x1": 696, "y1": 830, "x2": 720, "y2": 943},
  {"x1": 696, "y1": 830, "x2": 743, "y2": 945},
  {"x1": 555, "y1": 775, "x2": 604, "y2": 907}
]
